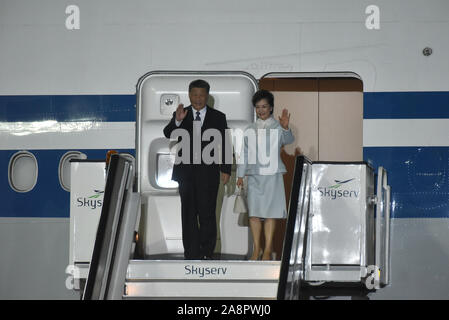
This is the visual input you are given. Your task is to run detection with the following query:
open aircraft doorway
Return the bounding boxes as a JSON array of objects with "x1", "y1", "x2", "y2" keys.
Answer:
[
  {"x1": 258, "y1": 72, "x2": 364, "y2": 261},
  {"x1": 134, "y1": 71, "x2": 364, "y2": 263},
  {"x1": 135, "y1": 71, "x2": 258, "y2": 261},
  {"x1": 77, "y1": 71, "x2": 390, "y2": 300}
]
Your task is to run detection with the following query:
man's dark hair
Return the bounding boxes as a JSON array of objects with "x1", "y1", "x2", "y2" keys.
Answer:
[
  {"x1": 189, "y1": 79, "x2": 210, "y2": 93},
  {"x1": 252, "y1": 89, "x2": 274, "y2": 114}
]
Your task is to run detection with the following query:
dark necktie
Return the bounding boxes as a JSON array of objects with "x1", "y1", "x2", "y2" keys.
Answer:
[{"x1": 195, "y1": 111, "x2": 201, "y2": 121}]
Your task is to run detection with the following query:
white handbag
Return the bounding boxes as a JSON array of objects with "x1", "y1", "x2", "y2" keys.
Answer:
[
  {"x1": 220, "y1": 186, "x2": 250, "y2": 255},
  {"x1": 233, "y1": 187, "x2": 248, "y2": 214}
]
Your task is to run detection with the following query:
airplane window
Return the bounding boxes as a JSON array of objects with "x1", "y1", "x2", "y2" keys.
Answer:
[
  {"x1": 156, "y1": 153, "x2": 178, "y2": 188},
  {"x1": 8, "y1": 151, "x2": 38, "y2": 193},
  {"x1": 58, "y1": 151, "x2": 87, "y2": 191}
]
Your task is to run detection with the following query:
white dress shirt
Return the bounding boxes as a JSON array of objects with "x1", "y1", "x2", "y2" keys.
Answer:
[{"x1": 175, "y1": 106, "x2": 207, "y2": 127}]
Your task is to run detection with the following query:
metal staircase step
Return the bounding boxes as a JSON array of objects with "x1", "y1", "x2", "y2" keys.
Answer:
[{"x1": 123, "y1": 260, "x2": 281, "y2": 299}]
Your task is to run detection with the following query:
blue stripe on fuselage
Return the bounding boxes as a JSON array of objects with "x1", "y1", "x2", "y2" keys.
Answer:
[
  {"x1": 364, "y1": 91, "x2": 449, "y2": 119},
  {"x1": 0, "y1": 95, "x2": 136, "y2": 122},
  {"x1": 364, "y1": 147, "x2": 449, "y2": 218},
  {"x1": 364, "y1": 91, "x2": 449, "y2": 218},
  {"x1": 2, "y1": 91, "x2": 448, "y2": 122},
  {"x1": 0, "y1": 149, "x2": 134, "y2": 218},
  {"x1": 2, "y1": 92, "x2": 449, "y2": 218}
]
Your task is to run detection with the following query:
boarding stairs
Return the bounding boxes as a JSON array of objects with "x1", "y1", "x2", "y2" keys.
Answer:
[{"x1": 72, "y1": 154, "x2": 390, "y2": 300}]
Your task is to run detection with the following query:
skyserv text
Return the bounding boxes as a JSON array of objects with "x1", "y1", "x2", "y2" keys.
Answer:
[
  {"x1": 76, "y1": 197, "x2": 103, "y2": 210},
  {"x1": 317, "y1": 187, "x2": 360, "y2": 200},
  {"x1": 184, "y1": 264, "x2": 227, "y2": 278},
  {"x1": 76, "y1": 190, "x2": 104, "y2": 210},
  {"x1": 317, "y1": 178, "x2": 360, "y2": 200}
]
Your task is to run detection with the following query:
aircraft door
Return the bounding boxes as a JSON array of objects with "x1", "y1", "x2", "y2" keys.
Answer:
[
  {"x1": 136, "y1": 71, "x2": 257, "y2": 258},
  {"x1": 259, "y1": 72, "x2": 363, "y2": 260}
]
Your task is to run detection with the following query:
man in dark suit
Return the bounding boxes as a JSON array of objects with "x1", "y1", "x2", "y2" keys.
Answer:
[{"x1": 163, "y1": 79, "x2": 231, "y2": 260}]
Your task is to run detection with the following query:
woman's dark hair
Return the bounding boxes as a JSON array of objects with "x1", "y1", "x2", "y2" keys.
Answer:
[
  {"x1": 252, "y1": 89, "x2": 274, "y2": 114},
  {"x1": 189, "y1": 79, "x2": 210, "y2": 93}
]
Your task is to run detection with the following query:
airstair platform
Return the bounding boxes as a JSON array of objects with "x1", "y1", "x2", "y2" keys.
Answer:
[
  {"x1": 77, "y1": 153, "x2": 390, "y2": 300},
  {"x1": 73, "y1": 259, "x2": 280, "y2": 299},
  {"x1": 123, "y1": 260, "x2": 280, "y2": 299}
]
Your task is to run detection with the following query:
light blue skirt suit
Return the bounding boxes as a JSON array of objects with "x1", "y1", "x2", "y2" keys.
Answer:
[{"x1": 236, "y1": 116, "x2": 294, "y2": 219}]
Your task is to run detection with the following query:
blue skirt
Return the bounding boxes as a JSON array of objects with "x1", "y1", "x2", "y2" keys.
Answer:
[{"x1": 247, "y1": 173, "x2": 287, "y2": 219}]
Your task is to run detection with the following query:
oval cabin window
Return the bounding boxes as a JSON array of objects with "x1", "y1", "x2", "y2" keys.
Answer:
[
  {"x1": 8, "y1": 151, "x2": 38, "y2": 193},
  {"x1": 58, "y1": 151, "x2": 87, "y2": 191}
]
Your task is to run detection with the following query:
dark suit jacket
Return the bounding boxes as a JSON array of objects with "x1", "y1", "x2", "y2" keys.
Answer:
[{"x1": 163, "y1": 105, "x2": 232, "y2": 183}]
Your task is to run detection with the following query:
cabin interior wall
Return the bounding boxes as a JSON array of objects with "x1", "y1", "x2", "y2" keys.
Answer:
[
  {"x1": 260, "y1": 76, "x2": 363, "y2": 260},
  {"x1": 318, "y1": 79, "x2": 363, "y2": 161}
]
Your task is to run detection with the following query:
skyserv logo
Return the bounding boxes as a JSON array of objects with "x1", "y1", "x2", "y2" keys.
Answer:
[
  {"x1": 184, "y1": 264, "x2": 228, "y2": 278},
  {"x1": 317, "y1": 178, "x2": 360, "y2": 200},
  {"x1": 76, "y1": 190, "x2": 104, "y2": 210}
]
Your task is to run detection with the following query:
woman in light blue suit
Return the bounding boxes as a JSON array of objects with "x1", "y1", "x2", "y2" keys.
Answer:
[{"x1": 237, "y1": 90, "x2": 294, "y2": 260}]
